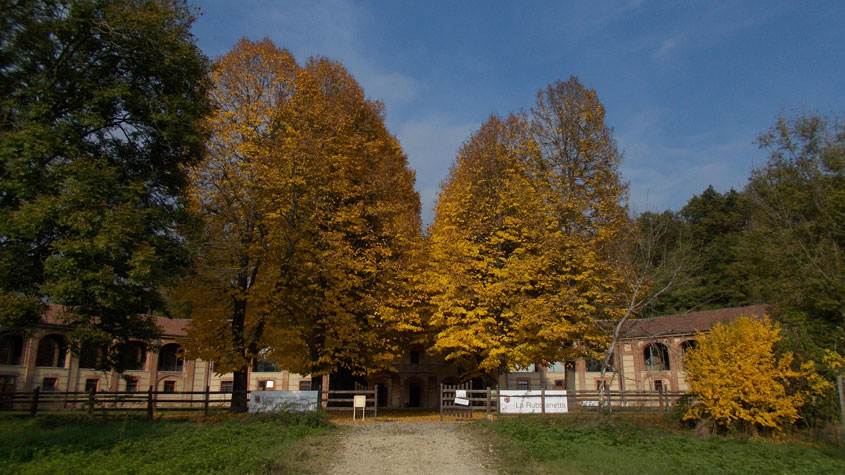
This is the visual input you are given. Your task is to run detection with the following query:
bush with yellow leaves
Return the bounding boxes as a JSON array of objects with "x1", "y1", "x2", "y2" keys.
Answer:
[{"x1": 683, "y1": 316, "x2": 830, "y2": 432}]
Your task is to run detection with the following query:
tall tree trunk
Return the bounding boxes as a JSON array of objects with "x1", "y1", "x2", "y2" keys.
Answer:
[
  {"x1": 230, "y1": 368, "x2": 249, "y2": 413},
  {"x1": 229, "y1": 296, "x2": 249, "y2": 413}
]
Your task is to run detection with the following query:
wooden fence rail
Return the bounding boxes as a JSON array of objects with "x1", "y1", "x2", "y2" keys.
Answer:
[
  {"x1": 0, "y1": 386, "x2": 379, "y2": 420},
  {"x1": 440, "y1": 386, "x2": 685, "y2": 420}
]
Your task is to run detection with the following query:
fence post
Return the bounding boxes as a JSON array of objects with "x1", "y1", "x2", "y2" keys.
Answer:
[
  {"x1": 496, "y1": 385, "x2": 501, "y2": 416},
  {"x1": 204, "y1": 385, "x2": 210, "y2": 416},
  {"x1": 87, "y1": 387, "x2": 95, "y2": 415},
  {"x1": 30, "y1": 386, "x2": 40, "y2": 417},
  {"x1": 439, "y1": 383, "x2": 444, "y2": 422},
  {"x1": 541, "y1": 387, "x2": 546, "y2": 415},
  {"x1": 486, "y1": 387, "x2": 491, "y2": 419},
  {"x1": 147, "y1": 386, "x2": 154, "y2": 420},
  {"x1": 658, "y1": 387, "x2": 664, "y2": 413},
  {"x1": 838, "y1": 375, "x2": 845, "y2": 429},
  {"x1": 374, "y1": 385, "x2": 378, "y2": 422}
]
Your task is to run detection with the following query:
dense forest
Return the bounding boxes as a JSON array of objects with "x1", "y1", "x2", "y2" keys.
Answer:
[{"x1": 639, "y1": 114, "x2": 844, "y2": 366}]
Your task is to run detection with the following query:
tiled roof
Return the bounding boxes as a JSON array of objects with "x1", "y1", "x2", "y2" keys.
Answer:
[
  {"x1": 620, "y1": 304, "x2": 769, "y2": 340},
  {"x1": 42, "y1": 304, "x2": 189, "y2": 338}
]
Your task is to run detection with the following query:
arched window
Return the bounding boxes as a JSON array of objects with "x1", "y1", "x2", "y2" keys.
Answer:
[
  {"x1": 643, "y1": 343, "x2": 670, "y2": 371},
  {"x1": 121, "y1": 342, "x2": 147, "y2": 371},
  {"x1": 35, "y1": 334, "x2": 67, "y2": 367},
  {"x1": 78, "y1": 342, "x2": 101, "y2": 369},
  {"x1": 680, "y1": 340, "x2": 698, "y2": 361},
  {"x1": 157, "y1": 343, "x2": 183, "y2": 372},
  {"x1": 0, "y1": 334, "x2": 24, "y2": 366}
]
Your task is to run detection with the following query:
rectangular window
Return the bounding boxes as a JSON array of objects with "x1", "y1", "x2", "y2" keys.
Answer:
[
  {"x1": 163, "y1": 380, "x2": 175, "y2": 393},
  {"x1": 42, "y1": 377, "x2": 58, "y2": 392},
  {"x1": 125, "y1": 377, "x2": 138, "y2": 393},
  {"x1": 596, "y1": 380, "x2": 609, "y2": 391},
  {"x1": 85, "y1": 378, "x2": 99, "y2": 393},
  {"x1": 410, "y1": 350, "x2": 420, "y2": 364},
  {"x1": 516, "y1": 379, "x2": 529, "y2": 391},
  {"x1": 298, "y1": 380, "x2": 311, "y2": 391},
  {"x1": 654, "y1": 380, "x2": 663, "y2": 392},
  {"x1": 220, "y1": 381, "x2": 233, "y2": 393},
  {"x1": 554, "y1": 379, "x2": 564, "y2": 389}
]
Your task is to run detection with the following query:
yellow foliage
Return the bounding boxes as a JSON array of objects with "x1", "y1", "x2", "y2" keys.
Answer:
[
  {"x1": 177, "y1": 39, "x2": 422, "y2": 383},
  {"x1": 683, "y1": 316, "x2": 830, "y2": 432},
  {"x1": 424, "y1": 78, "x2": 628, "y2": 380}
]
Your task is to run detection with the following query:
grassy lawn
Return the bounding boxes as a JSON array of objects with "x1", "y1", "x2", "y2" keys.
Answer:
[
  {"x1": 475, "y1": 414, "x2": 845, "y2": 474},
  {"x1": 0, "y1": 412, "x2": 333, "y2": 474}
]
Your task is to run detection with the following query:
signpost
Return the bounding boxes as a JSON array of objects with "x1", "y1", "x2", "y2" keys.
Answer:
[{"x1": 353, "y1": 394, "x2": 367, "y2": 420}]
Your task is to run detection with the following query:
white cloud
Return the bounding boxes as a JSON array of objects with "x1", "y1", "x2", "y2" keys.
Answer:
[{"x1": 653, "y1": 38, "x2": 679, "y2": 61}]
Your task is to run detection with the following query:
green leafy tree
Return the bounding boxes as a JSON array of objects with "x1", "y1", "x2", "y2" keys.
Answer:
[
  {"x1": 0, "y1": 0, "x2": 210, "y2": 369},
  {"x1": 742, "y1": 114, "x2": 844, "y2": 337},
  {"x1": 644, "y1": 186, "x2": 752, "y2": 317}
]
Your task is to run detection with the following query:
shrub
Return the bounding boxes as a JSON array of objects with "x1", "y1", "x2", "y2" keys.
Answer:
[{"x1": 683, "y1": 316, "x2": 830, "y2": 433}]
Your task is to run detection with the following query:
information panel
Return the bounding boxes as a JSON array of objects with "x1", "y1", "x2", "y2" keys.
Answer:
[
  {"x1": 249, "y1": 390, "x2": 318, "y2": 413},
  {"x1": 499, "y1": 390, "x2": 568, "y2": 414}
]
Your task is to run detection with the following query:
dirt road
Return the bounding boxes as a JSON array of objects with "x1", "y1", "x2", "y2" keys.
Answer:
[{"x1": 326, "y1": 422, "x2": 496, "y2": 474}]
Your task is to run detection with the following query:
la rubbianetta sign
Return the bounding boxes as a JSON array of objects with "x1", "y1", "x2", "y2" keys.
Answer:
[{"x1": 499, "y1": 390, "x2": 568, "y2": 413}]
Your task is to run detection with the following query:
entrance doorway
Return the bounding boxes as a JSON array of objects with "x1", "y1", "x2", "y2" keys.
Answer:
[
  {"x1": 377, "y1": 384, "x2": 388, "y2": 407},
  {"x1": 408, "y1": 382, "x2": 421, "y2": 407}
]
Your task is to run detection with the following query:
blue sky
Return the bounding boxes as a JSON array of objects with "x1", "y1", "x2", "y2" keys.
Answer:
[{"x1": 191, "y1": 0, "x2": 845, "y2": 225}]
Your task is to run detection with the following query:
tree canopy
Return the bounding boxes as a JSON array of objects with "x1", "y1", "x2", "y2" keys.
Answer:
[
  {"x1": 425, "y1": 77, "x2": 628, "y2": 379},
  {"x1": 0, "y1": 0, "x2": 210, "y2": 370},
  {"x1": 175, "y1": 38, "x2": 421, "y2": 410}
]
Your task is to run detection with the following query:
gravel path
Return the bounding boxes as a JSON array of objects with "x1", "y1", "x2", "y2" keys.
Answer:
[{"x1": 326, "y1": 422, "x2": 496, "y2": 475}]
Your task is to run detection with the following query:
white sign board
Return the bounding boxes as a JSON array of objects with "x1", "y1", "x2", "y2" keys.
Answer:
[
  {"x1": 353, "y1": 395, "x2": 367, "y2": 408},
  {"x1": 249, "y1": 390, "x2": 318, "y2": 413},
  {"x1": 454, "y1": 397, "x2": 470, "y2": 406},
  {"x1": 455, "y1": 389, "x2": 467, "y2": 398},
  {"x1": 499, "y1": 390, "x2": 568, "y2": 414}
]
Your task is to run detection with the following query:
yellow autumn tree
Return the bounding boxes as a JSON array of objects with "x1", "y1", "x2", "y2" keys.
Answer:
[
  {"x1": 426, "y1": 114, "x2": 555, "y2": 378},
  {"x1": 684, "y1": 316, "x2": 830, "y2": 432},
  {"x1": 262, "y1": 57, "x2": 423, "y2": 380},
  {"x1": 176, "y1": 39, "x2": 421, "y2": 411},
  {"x1": 426, "y1": 77, "x2": 629, "y2": 379}
]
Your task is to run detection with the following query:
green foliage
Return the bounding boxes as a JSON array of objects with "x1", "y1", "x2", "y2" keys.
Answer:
[
  {"x1": 478, "y1": 416, "x2": 845, "y2": 474},
  {"x1": 642, "y1": 186, "x2": 753, "y2": 318},
  {"x1": 742, "y1": 113, "x2": 844, "y2": 341},
  {"x1": 0, "y1": 0, "x2": 211, "y2": 368},
  {"x1": 0, "y1": 413, "x2": 332, "y2": 474}
]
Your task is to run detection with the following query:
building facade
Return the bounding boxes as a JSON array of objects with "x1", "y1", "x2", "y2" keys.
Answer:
[{"x1": 0, "y1": 304, "x2": 766, "y2": 408}]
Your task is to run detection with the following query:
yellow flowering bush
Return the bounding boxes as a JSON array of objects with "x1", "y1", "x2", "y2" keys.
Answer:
[{"x1": 683, "y1": 316, "x2": 830, "y2": 432}]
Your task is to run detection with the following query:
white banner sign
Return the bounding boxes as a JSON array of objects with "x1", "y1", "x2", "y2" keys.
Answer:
[
  {"x1": 249, "y1": 390, "x2": 318, "y2": 413},
  {"x1": 455, "y1": 389, "x2": 467, "y2": 398},
  {"x1": 499, "y1": 390, "x2": 568, "y2": 414},
  {"x1": 454, "y1": 397, "x2": 470, "y2": 406}
]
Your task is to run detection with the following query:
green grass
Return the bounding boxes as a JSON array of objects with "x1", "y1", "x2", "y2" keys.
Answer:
[
  {"x1": 0, "y1": 411, "x2": 333, "y2": 474},
  {"x1": 476, "y1": 414, "x2": 845, "y2": 474}
]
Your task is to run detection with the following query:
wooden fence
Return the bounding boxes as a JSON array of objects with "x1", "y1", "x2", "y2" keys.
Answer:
[
  {"x1": 440, "y1": 385, "x2": 685, "y2": 420},
  {"x1": 0, "y1": 386, "x2": 378, "y2": 420}
]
